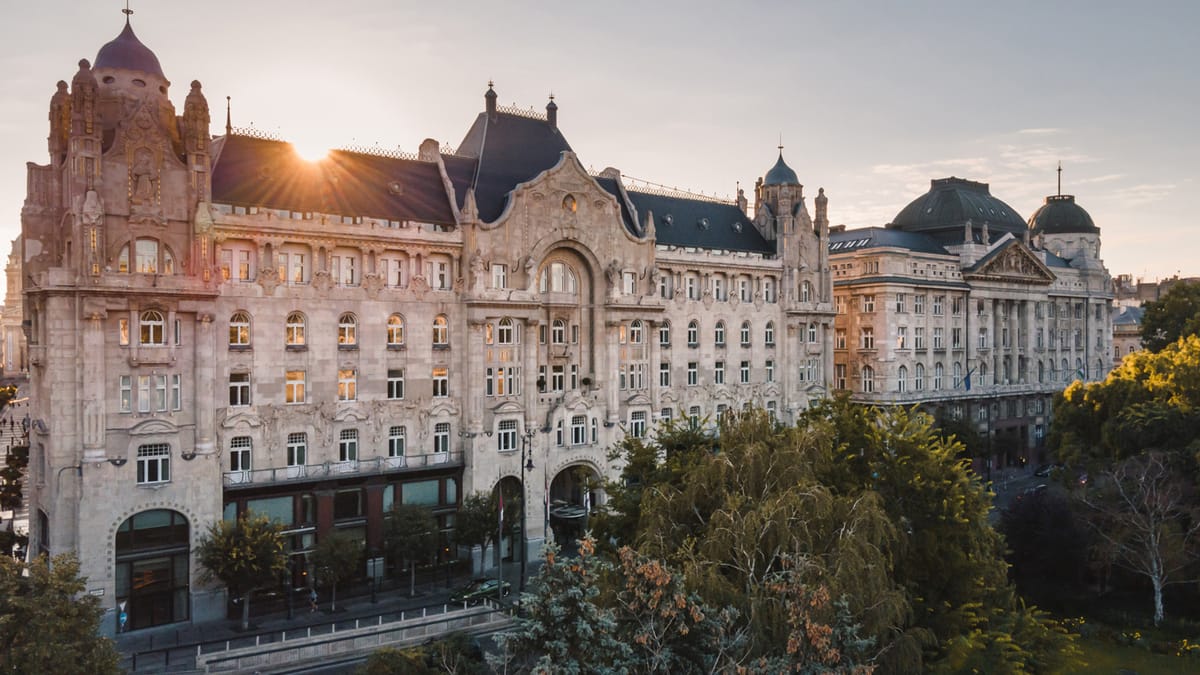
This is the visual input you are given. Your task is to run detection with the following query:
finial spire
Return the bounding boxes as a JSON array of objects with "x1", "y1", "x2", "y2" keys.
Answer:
[
  {"x1": 123, "y1": 0, "x2": 133, "y2": 20},
  {"x1": 225, "y1": 95, "x2": 231, "y2": 136},
  {"x1": 778, "y1": 133, "x2": 784, "y2": 153},
  {"x1": 1057, "y1": 161, "x2": 1062, "y2": 196}
]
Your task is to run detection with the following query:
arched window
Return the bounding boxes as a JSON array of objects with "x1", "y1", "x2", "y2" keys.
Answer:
[
  {"x1": 539, "y1": 261, "x2": 578, "y2": 294},
  {"x1": 933, "y1": 362, "x2": 944, "y2": 390},
  {"x1": 387, "y1": 314, "x2": 405, "y2": 346},
  {"x1": 658, "y1": 321, "x2": 671, "y2": 347},
  {"x1": 1037, "y1": 360, "x2": 1045, "y2": 383},
  {"x1": 897, "y1": 365, "x2": 908, "y2": 393},
  {"x1": 714, "y1": 321, "x2": 726, "y2": 346},
  {"x1": 764, "y1": 321, "x2": 775, "y2": 346},
  {"x1": 979, "y1": 362, "x2": 989, "y2": 385},
  {"x1": 140, "y1": 310, "x2": 165, "y2": 345},
  {"x1": 953, "y1": 362, "x2": 962, "y2": 387},
  {"x1": 433, "y1": 315, "x2": 449, "y2": 346},
  {"x1": 116, "y1": 510, "x2": 189, "y2": 630},
  {"x1": 338, "y1": 313, "x2": 357, "y2": 346},
  {"x1": 285, "y1": 312, "x2": 306, "y2": 346},
  {"x1": 551, "y1": 319, "x2": 566, "y2": 344},
  {"x1": 740, "y1": 321, "x2": 751, "y2": 345},
  {"x1": 228, "y1": 311, "x2": 251, "y2": 347},
  {"x1": 687, "y1": 320, "x2": 699, "y2": 347},
  {"x1": 861, "y1": 365, "x2": 875, "y2": 393},
  {"x1": 914, "y1": 363, "x2": 925, "y2": 391},
  {"x1": 808, "y1": 323, "x2": 817, "y2": 343},
  {"x1": 629, "y1": 320, "x2": 643, "y2": 344},
  {"x1": 497, "y1": 317, "x2": 515, "y2": 345}
]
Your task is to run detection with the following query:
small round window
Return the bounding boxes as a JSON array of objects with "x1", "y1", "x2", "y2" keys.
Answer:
[
  {"x1": 132, "y1": 78, "x2": 146, "y2": 87},
  {"x1": 102, "y1": 76, "x2": 116, "y2": 84}
]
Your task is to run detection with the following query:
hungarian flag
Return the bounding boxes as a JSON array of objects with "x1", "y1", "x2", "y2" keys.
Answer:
[{"x1": 498, "y1": 488, "x2": 504, "y2": 530}]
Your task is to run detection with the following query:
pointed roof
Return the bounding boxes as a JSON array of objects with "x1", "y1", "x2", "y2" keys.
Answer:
[
  {"x1": 94, "y1": 19, "x2": 165, "y2": 79},
  {"x1": 763, "y1": 151, "x2": 799, "y2": 186}
]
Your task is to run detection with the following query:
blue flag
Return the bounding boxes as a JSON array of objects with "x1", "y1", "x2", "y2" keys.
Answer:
[{"x1": 964, "y1": 372, "x2": 972, "y2": 391}]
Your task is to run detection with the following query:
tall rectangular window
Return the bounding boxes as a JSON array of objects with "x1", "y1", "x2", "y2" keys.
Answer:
[
  {"x1": 497, "y1": 420, "x2": 518, "y2": 452},
  {"x1": 387, "y1": 369, "x2": 405, "y2": 400},
  {"x1": 433, "y1": 423, "x2": 450, "y2": 454},
  {"x1": 740, "y1": 361, "x2": 751, "y2": 384},
  {"x1": 714, "y1": 361, "x2": 725, "y2": 385},
  {"x1": 687, "y1": 362, "x2": 698, "y2": 386},
  {"x1": 766, "y1": 359, "x2": 775, "y2": 382},
  {"x1": 432, "y1": 367, "x2": 448, "y2": 397},
  {"x1": 119, "y1": 376, "x2": 132, "y2": 413},
  {"x1": 388, "y1": 426, "x2": 406, "y2": 457},
  {"x1": 492, "y1": 263, "x2": 507, "y2": 289},
  {"x1": 229, "y1": 437, "x2": 252, "y2": 472},
  {"x1": 338, "y1": 369, "x2": 357, "y2": 401},
  {"x1": 287, "y1": 433, "x2": 307, "y2": 467},
  {"x1": 338, "y1": 429, "x2": 358, "y2": 462},
  {"x1": 629, "y1": 411, "x2": 646, "y2": 438},
  {"x1": 659, "y1": 362, "x2": 671, "y2": 387},
  {"x1": 137, "y1": 375, "x2": 151, "y2": 413},
  {"x1": 229, "y1": 372, "x2": 251, "y2": 407},
  {"x1": 170, "y1": 374, "x2": 182, "y2": 410},
  {"x1": 285, "y1": 370, "x2": 306, "y2": 404},
  {"x1": 571, "y1": 415, "x2": 587, "y2": 445}
]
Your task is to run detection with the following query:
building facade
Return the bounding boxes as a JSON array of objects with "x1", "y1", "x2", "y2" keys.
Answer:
[
  {"x1": 1, "y1": 236, "x2": 26, "y2": 376},
  {"x1": 829, "y1": 179, "x2": 1113, "y2": 468},
  {"x1": 20, "y1": 19, "x2": 833, "y2": 634}
]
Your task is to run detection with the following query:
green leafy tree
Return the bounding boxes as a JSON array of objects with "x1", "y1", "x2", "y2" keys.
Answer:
[
  {"x1": 196, "y1": 512, "x2": 287, "y2": 630},
  {"x1": 311, "y1": 529, "x2": 362, "y2": 611},
  {"x1": 1140, "y1": 280, "x2": 1200, "y2": 352},
  {"x1": 454, "y1": 492, "x2": 496, "y2": 574},
  {"x1": 0, "y1": 445, "x2": 27, "y2": 511},
  {"x1": 383, "y1": 503, "x2": 437, "y2": 596},
  {"x1": 491, "y1": 537, "x2": 634, "y2": 674},
  {"x1": 359, "y1": 633, "x2": 486, "y2": 675},
  {"x1": 0, "y1": 553, "x2": 120, "y2": 674}
]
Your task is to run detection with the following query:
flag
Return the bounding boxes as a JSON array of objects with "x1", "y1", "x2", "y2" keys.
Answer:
[
  {"x1": 498, "y1": 487, "x2": 504, "y2": 530},
  {"x1": 964, "y1": 371, "x2": 972, "y2": 391}
]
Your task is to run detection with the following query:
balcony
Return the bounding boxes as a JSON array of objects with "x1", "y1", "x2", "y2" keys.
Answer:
[{"x1": 222, "y1": 451, "x2": 462, "y2": 489}]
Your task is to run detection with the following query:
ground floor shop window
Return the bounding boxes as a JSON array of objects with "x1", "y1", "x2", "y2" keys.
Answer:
[{"x1": 115, "y1": 509, "x2": 190, "y2": 631}]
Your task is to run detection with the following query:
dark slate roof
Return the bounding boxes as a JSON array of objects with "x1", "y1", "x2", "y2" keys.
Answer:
[
  {"x1": 592, "y1": 177, "x2": 639, "y2": 234},
  {"x1": 94, "y1": 20, "x2": 165, "y2": 79},
  {"x1": 1114, "y1": 306, "x2": 1144, "y2": 326},
  {"x1": 891, "y1": 177, "x2": 1027, "y2": 242},
  {"x1": 623, "y1": 190, "x2": 773, "y2": 254},
  {"x1": 1028, "y1": 194, "x2": 1099, "y2": 235},
  {"x1": 211, "y1": 135, "x2": 456, "y2": 224},
  {"x1": 828, "y1": 226, "x2": 949, "y2": 255},
  {"x1": 1041, "y1": 249, "x2": 1072, "y2": 268},
  {"x1": 451, "y1": 112, "x2": 572, "y2": 223},
  {"x1": 763, "y1": 152, "x2": 799, "y2": 186}
]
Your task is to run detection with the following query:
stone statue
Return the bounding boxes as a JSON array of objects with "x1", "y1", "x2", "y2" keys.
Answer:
[
  {"x1": 81, "y1": 190, "x2": 103, "y2": 227},
  {"x1": 131, "y1": 148, "x2": 158, "y2": 205}
]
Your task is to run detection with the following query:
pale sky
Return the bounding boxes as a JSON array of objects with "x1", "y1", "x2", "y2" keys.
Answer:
[{"x1": 2, "y1": 0, "x2": 1197, "y2": 290}]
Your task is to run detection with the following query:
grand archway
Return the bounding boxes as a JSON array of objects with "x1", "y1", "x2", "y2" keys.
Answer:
[
  {"x1": 548, "y1": 465, "x2": 604, "y2": 552},
  {"x1": 115, "y1": 509, "x2": 190, "y2": 631}
]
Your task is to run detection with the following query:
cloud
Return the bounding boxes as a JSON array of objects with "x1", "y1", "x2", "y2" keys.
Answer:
[
  {"x1": 1109, "y1": 183, "x2": 1176, "y2": 206},
  {"x1": 1016, "y1": 128, "x2": 1063, "y2": 135}
]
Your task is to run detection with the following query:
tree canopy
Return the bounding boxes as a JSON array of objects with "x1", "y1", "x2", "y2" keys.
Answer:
[
  {"x1": 1140, "y1": 280, "x2": 1200, "y2": 352},
  {"x1": 0, "y1": 553, "x2": 120, "y2": 674},
  {"x1": 196, "y1": 512, "x2": 287, "y2": 630}
]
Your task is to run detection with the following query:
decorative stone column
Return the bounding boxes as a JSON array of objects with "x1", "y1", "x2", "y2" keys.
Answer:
[
  {"x1": 81, "y1": 309, "x2": 106, "y2": 462},
  {"x1": 194, "y1": 313, "x2": 216, "y2": 455}
]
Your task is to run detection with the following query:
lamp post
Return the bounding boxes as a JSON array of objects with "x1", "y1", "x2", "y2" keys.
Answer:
[{"x1": 519, "y1": 428, "x2": 536, "y2": 593}]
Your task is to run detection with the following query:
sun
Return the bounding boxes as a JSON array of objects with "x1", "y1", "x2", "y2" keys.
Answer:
[{"x1": 291, "y1": 139, "x2": 328, "y2": 163}]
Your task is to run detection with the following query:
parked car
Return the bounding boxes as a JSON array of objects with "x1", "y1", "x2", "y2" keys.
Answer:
[
  {"x1": 450, "y1": 578, "x2": 511, "y2": 605},
  {"x1": 1034, "y1": 463, "x2": 1063, "y2": 477}
]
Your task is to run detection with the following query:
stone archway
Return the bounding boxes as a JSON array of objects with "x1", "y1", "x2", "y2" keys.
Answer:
[
  {"x1": 547, "y1": 464, "x2": 604, "y2": 554},
  {"x1": 114, "y1": 509, "x2": 190, "y2": 631}
]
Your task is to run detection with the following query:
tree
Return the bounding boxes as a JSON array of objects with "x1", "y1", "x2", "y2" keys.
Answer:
[
  {"x1": 1079, "y1": 451, "x2": 1200, "y2": 625},
  {"x1": 383, "y1": 503, "x2": 437, "y2": 596},
  {"x1": 999, "y1": 489, "x2": 1090, "y2": 590},
  {"x1": 1140, "y1": 280, "x2": 1200, "y2": 352},
  {"x1": 311, "y1": 530, "x2": 362, "y2": 611},
  {"x1": 0, "y1": 444, "x2": 27, "y2": 512},
  {"x1": 0, "y1": 553, "x2": 121, "y2": 674},
  {"x1": 490, "y1": 537, "x2": 633, "y2": 674},
  {"x1": 454, "y1": 492, "x2": 496, "y2": 575},
  {"x1": 196, "y1": 512, "x2": 287, "y2": 630}
]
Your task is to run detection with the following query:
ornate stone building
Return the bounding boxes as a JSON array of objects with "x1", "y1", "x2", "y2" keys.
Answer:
[
  {"x1": 829, "y1": 178, "x2": 1113, "y2": 469},
  {"x1": 1, "y1": 236, "x2": 26, "y2": 376},
  {"x1": 20, "y1": 18, "x2": 833, "y2": 634}
]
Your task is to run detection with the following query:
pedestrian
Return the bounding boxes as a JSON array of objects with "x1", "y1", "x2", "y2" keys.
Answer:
[{"x1": 309, "y1": 587, "x2": 317, "y2": 613}]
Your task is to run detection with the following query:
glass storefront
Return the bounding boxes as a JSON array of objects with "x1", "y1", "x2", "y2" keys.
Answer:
[{"x1": 115, "y1": 509, "x2": 190, "y2": 631}]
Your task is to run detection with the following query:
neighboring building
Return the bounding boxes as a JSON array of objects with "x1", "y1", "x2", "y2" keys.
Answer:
[
  {"x1": 1112, "y1": 273, "x2": 1200, "y2": 308},
  {"x1": 20, "y1": 17, "x2": 832, "y2": 634},
  {"x1": 1112, "y1": 305, "x2": 1144, "y2": 362},
  {"x1": 829, "y1": 178, "x2": 1113, "y2": 469},
  {"x1": 1, "y1": 236, "x2": 26, "y2": 376}
]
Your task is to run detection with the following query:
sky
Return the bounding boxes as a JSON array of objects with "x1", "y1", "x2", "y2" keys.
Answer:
[{"x1": 1, "y1": 0, "x2": 1197, "y2": 290}]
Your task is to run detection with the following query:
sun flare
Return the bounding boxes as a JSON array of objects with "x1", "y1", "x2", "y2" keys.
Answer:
[{"x1": 291, "y1": 139, "x2": 328, "y2": 163}]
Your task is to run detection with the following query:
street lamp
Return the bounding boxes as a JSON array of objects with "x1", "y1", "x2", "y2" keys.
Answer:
[{"x1": 519, "y1": 428, "x2": 536, "y2": 593}]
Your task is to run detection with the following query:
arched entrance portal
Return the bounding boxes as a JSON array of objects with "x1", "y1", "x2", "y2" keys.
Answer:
[
  {"x1": 115, "y1": 509, "x2": 190, "y2": 631},
  {"x1": 493, "y1": 476, "x2": 524, "y2": 565},
  {"x1": 548, "y1": 465, "x2": 604, "y2": 553}
]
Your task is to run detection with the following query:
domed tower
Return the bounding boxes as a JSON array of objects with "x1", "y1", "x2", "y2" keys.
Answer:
[
  {"x1": 890, "y1": 177, "x2": 1026, "y2": 245},
  {"x1": 1028, "y1": 193, "x2": 1101, "y2": 268},
  {"x1": 753, "y1": 148, "x2": 807, "y2": 242}
]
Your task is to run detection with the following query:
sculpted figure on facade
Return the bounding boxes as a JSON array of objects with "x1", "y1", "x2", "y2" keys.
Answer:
[{"x1": 49, "y1": 80, "x2": 71, "y2": 157}]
